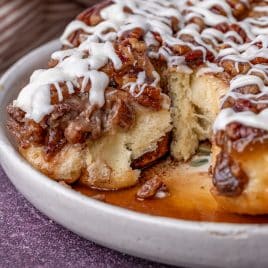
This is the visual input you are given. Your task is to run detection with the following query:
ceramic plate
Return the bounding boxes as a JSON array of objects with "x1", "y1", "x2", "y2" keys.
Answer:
[{"x1": 1, "y1": 40, "x2": 268, "y2": 268}]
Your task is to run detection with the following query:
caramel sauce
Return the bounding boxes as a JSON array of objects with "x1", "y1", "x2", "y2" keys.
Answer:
[{"x1": 73, "y1": 159, "x2": 268, "y2": 223}]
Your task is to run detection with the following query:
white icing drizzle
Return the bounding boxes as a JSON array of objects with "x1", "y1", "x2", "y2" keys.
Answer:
[
  {"x1": 88, "y1": 70, "x2": 109, "y2": 106},
  {"x1": 15, "y1": 34, "x2": 120, "y2": 122},
  {"x1": 123, "y1": 70, "x2": 160, "y2": 97},
  {"x1": 60, "y1": 20, "x2": 119, "y2": 47},
  {"x1": 144, "y1": 32, "x2": 159, "y2": 47},
  {"x1": 13, "y1": 0, "x2": 268, "y2": 134},
  {"x1": 196, "y1": 62, "x2": 224, "y2": 76},
  {"x1": 214, "y1": 108, "x2": 268, "y2": 131},
  {"x1": 186, "y1": 0, "x2": 235, "y2": 26},
  {"x1": 253, "y1": 6, "x2": 268, "y2": 13},
  {"x1": 214, "y1": 34, "x2": 268, "y2": 131},
  {"x1": 14, "y1": 83, "x2": 53, "y2": 123}
]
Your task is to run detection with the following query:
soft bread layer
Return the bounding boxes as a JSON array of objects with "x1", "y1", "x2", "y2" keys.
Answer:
[
  {"x1": 169, "y1": 70, "x2": 228, "y2": 161},
  {"x1": 20, "y1": 106, "x2": 172, "y2": 190},
  {"x1": 190, "y1": 73, "x2": 228, "y2": 140},
  {"x1": 211, "y1": 143, "x2": 268, "y2": 215},
  {"x1": 169, "y1": 71, "x2": 198, "y2": 161}
]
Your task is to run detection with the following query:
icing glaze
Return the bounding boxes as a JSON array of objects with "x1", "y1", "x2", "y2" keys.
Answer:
[{"x1": 13, "y1": 0, "x2": 268, "y2": 134}]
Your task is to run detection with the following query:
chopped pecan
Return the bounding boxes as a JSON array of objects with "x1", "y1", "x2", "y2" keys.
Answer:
[
  {"x1": 185, "y1": 49, "x2": 214, "y2": 66},
  {"x1": 120, "y1": 28, "x2": 145, "y2": 41},
  {"x1": 185, "y1": 50, "x2": 204, "y2": 66},
  {"x1": 227, "y1": 0, "x2": 249, "y2": 20},
  {"x1": 67, "y1": 1, "x2": 112, "y2": 47},
  {"x1": 135, "y1": 86, "x2": 163, "y2": 110},
  {"x1": 136, "y1": 176, "x2": 163, "y2": 199},
  {"x1": 251, "y1": 57, "x2": 268, "y2": 65},
  {"x1": 229, "y1": 24, "x2": 248, "y2": 42},
  {"x1": 64, "y1": 106, "x2": 101, "y2": 143},
  {"x1": 210, "y1": 5, "x2": 227, "y2": 16},
  {"x1": 233, "y1": 84, "x2": 260, "y2": 95},
  {"x1": 131, "y1": 134, "x2": 170, "y2": 169},
  {"x1": 188, "y1": 17, "x2": 205, "y2": 30},
  {"x1": 7, "y1": 105, "x2": 25, "y2": 122},
  {"x1": 172, "y1": 44, "x2": 191, "y2": 56},
  {"x1": 220, "y1": 60, "x2": 251, "y2": 76},
  {"x1": 212, "y1": 151, "x2": 248, "y2": 196},
  {"x1": 46, "y1": 128, "x2": 66, "y2": 155},
  {"x1": 214, "y1": 22, "x2": 229, "y2": 33},
  {"x1": 77, "y1": 0, "x2": 112, "y2": 25},
  {"x1": 6, "y1": 104, "x2": 45, "y2": 148},
  {"x1": 104, "y1": 90, "x2": 135, "y2": 131},
  {"x1": 215, "y1": 123, "x2": 267, "y2": 152}
]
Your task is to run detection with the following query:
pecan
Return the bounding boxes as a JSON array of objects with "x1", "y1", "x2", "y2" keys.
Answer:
[
  {"x1": 128, "y1": 38, "x2": 146, "y2": 52},
  {"x1": 227, "y1": 0, "x2": 249, "y2": 20},
  {"x1": 188, "y1": 17, "x2": 205, "y2": 31},
  {"x1": 66, "y1": 1, "x2": 112, "y2": 47},
  {"x1": 214, "y1": 22, "x2": 229, "y2": 33},
  {"x1": 184, "y1": 49, "x2": 214, "y2": 66},
  {"x1": 64, "y1": 107, "x2": 101, "y2": 144},
  {"x1": 50, "y1": 83, "x2": 78, "y2": 104},
  {"x1": 229, "y1": 24, "x2": 248, "y2": 42},
  {"x1": 45, "y1": 128, "x2": 66, "y2": 156},
  {"x1": 222, "y1": 97, "x2": 257, "y2": 113},
  {"x1": 232, "y1": 98, "x2": 258, "y2": 113},
  {"x1": 135, "y1": 86, "x2": 163, "y2": 110},
  {"x1": 7, "y1": 105, "x2": 25, "y2": 122},
  {"x1": 215, "y1": 123, "x2": 267, "y2": 152},
  {"x1": 104, "y1": 91, "x2": 135, "y2": 131},
  {"x1": 220, "y1": 60, "x2": 251, "y2": 76},
  {"x1": 212, "y1": 151, "x2": 248, "y2": 196},
  {"x1": 131, "y1": 134, "x2": 170, "y2": 169},
  {"x1": 172, "y1": 44, "x2": 191, "y2": 56},
  {"x1": 210, "y1": 5, "x2": 227, "y2": 16},
  {"x1": 136, "y1": 176, "x2": 163, "y2": 199},
  {"x1": 7, "y1": 118, "x2": 45, "y2": 149},
  {"x1": 251, "y1": 57, "x2": 268, "y2": 65},
  {"x1": 184, "y1": 50, "x2": 204, "y2": 66},
  {"x1": 110, "y1": 100, "x2": 134, "y2": 130},
  {"x1": 170, "y1": 17, "x2": 180, "y2": 32},
  {"x1": 233, "y1": 84, "x2": 260, "y2": 95},
  {"x1": 6, "y1": 104, "x2": 45, "y2": 148},
  {"x1": 222, "y1": 94, "x2": 268, "y2": 114},
  {"x1": 77, "y1": 0, "x2": 112, "y2": 26},
  {"x1": 120, "y1": 28, "x2": 145, "y2": 41},
  {"x1": 48, "y1": 103, "x2": 72, "y2": 128},
  {"x1": 152, "y1": 32, "x2": 163, "y2": 44}
]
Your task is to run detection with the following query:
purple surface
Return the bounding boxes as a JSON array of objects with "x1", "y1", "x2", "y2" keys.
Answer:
[{"x1": 0, "y1": 166, "x2": 172, "y2": 268}]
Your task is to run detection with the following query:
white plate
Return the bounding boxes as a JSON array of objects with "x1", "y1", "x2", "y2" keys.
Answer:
[{"x1": 0, "y1": 40, "x2": 268, "y2": 268}]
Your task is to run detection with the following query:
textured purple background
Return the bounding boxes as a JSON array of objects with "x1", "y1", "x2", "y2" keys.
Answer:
[{"x1": 0, "y1": 166, "x2": 172, "y2": 267}]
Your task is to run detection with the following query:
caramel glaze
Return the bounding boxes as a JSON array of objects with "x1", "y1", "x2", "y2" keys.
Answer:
[{"x1": 73, "y1": 158, "x2": 268, "y2": 223}]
